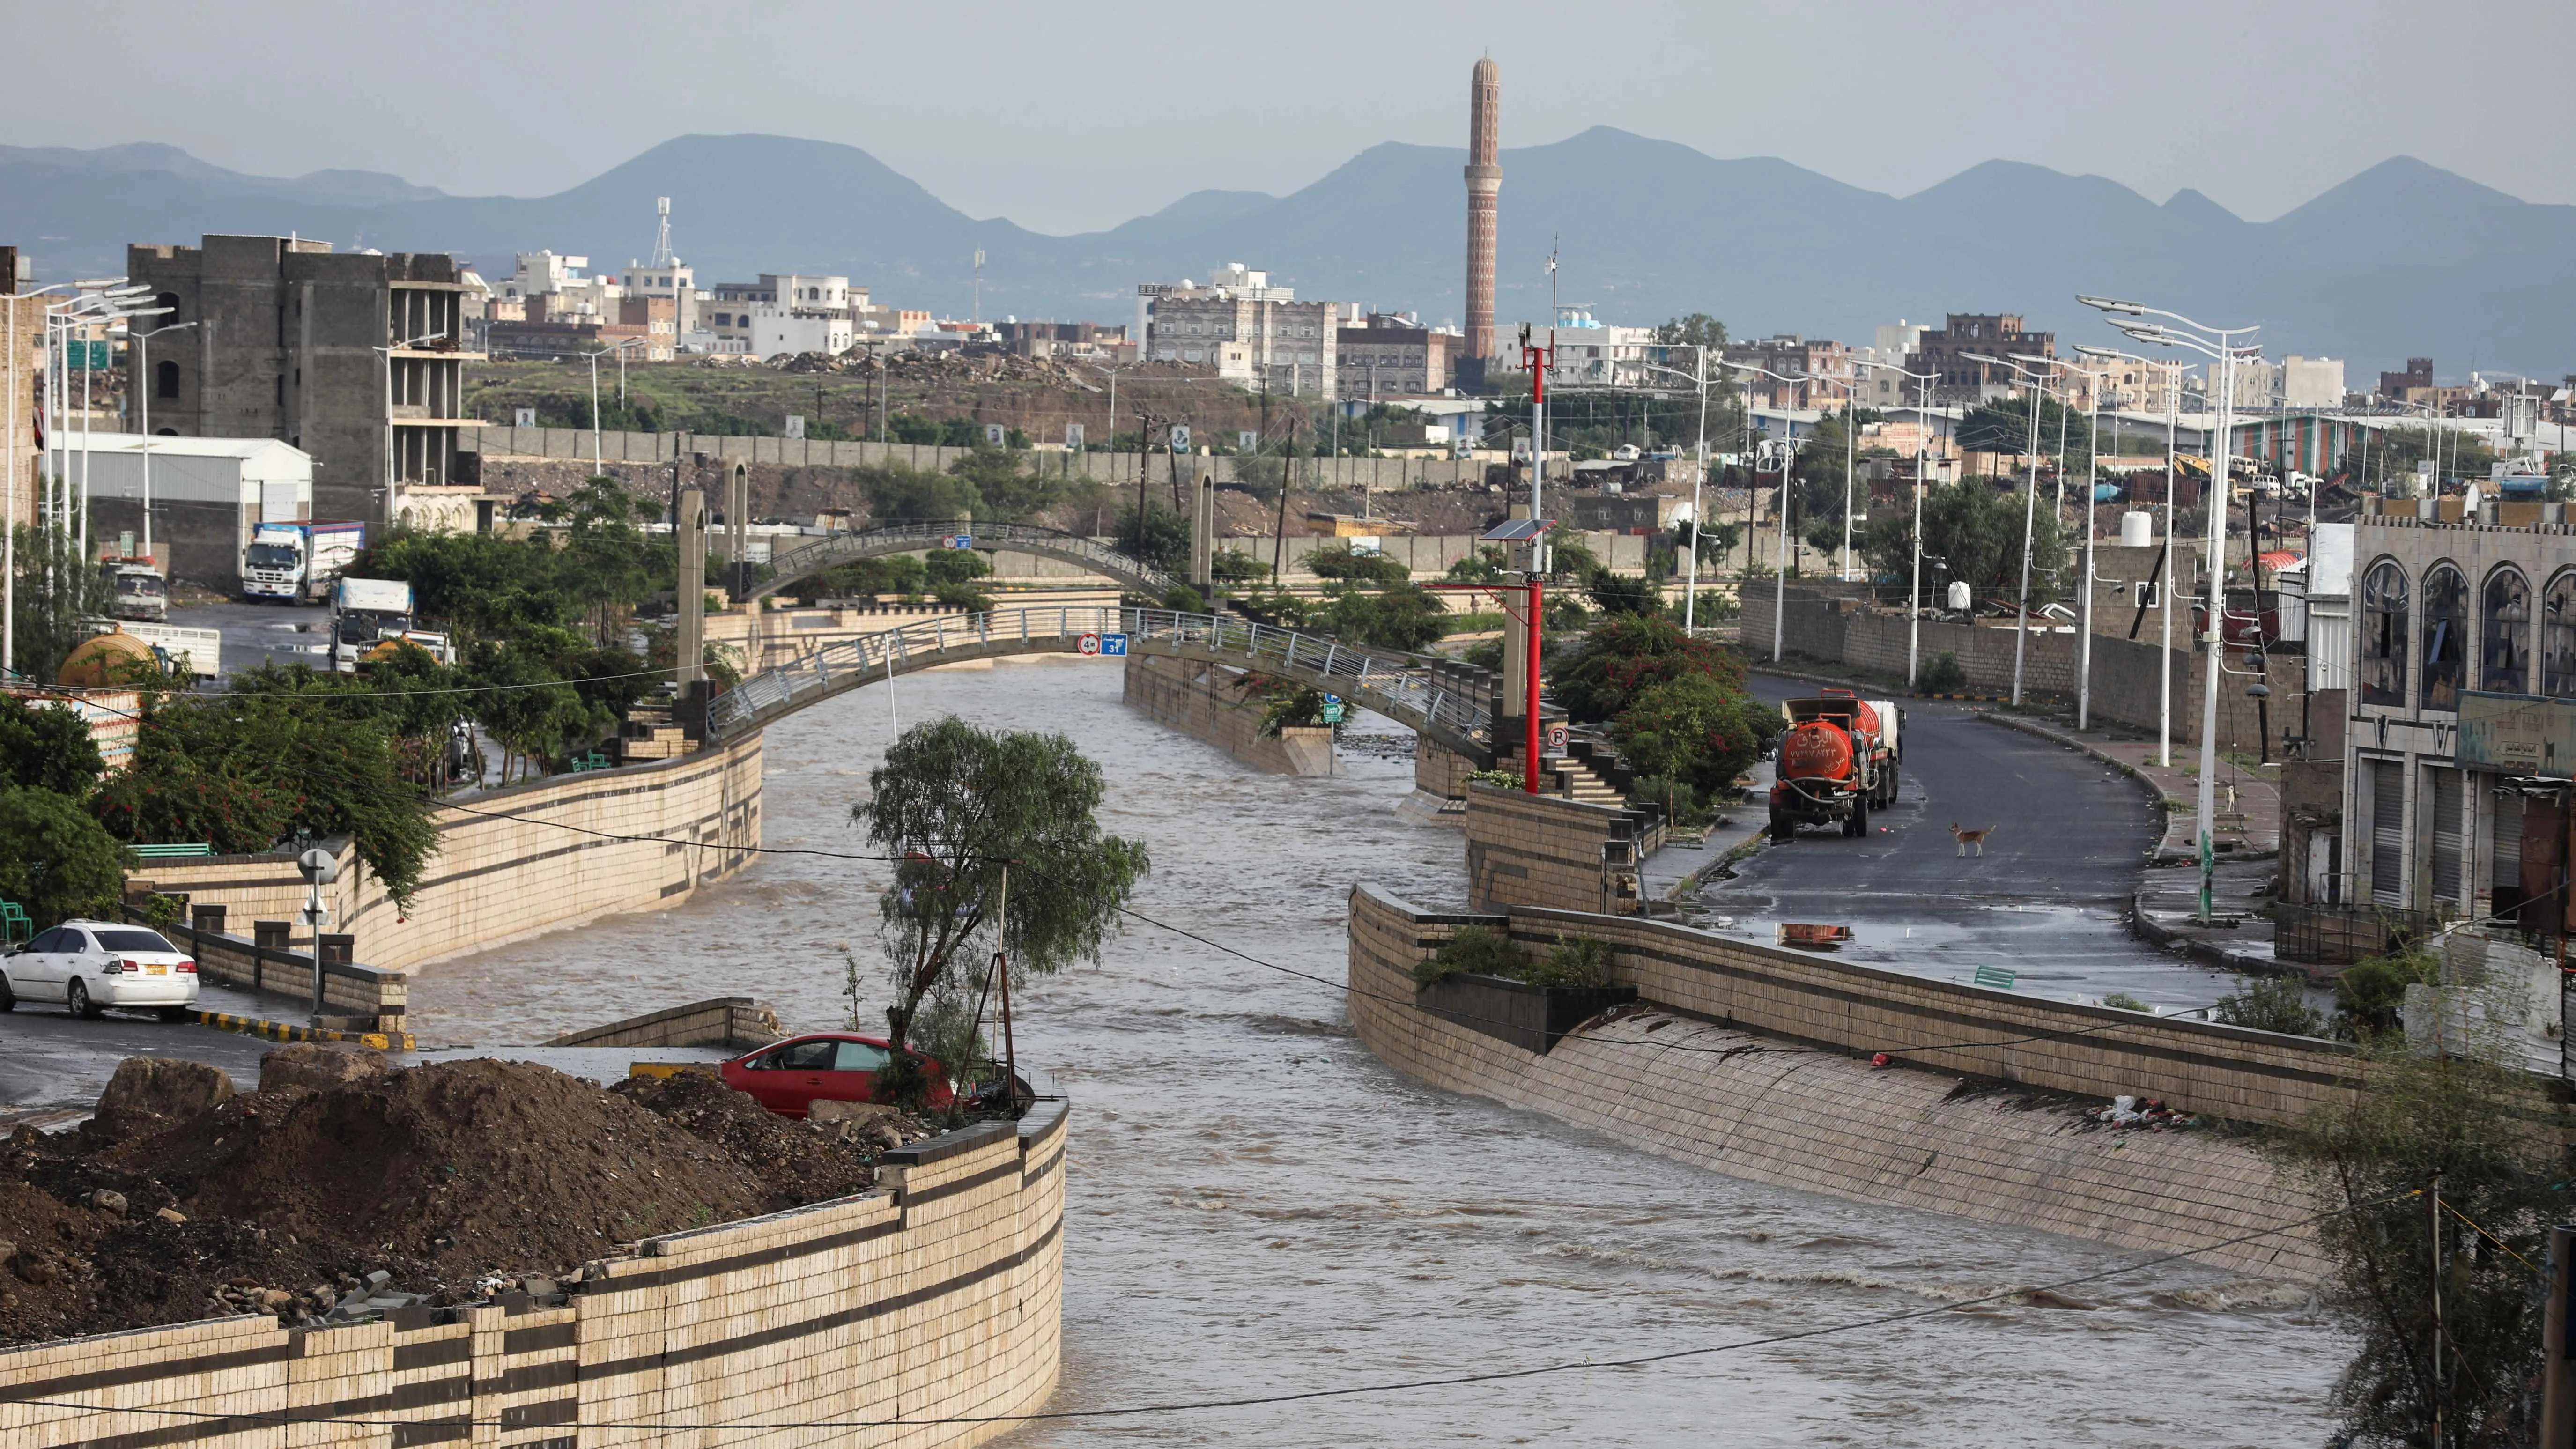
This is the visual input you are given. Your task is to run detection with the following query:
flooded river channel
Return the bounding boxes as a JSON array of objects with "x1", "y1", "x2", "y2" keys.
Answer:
[{"x1": 415, "y1": 658, "x2": 2344, "y2": 1446}]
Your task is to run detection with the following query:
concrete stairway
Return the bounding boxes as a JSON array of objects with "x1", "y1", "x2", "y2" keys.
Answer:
[{"x1": 1552, "y1": 754, "x2": 1628, "y2": 806}]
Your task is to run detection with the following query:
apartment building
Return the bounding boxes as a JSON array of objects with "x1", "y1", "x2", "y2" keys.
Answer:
[
  {"x1": 125, "y1": 235, "x2": 480, "y2": 525},
  {"x1": 1906, "y1": 313, "x2": 2057, "y2": 403},
  {"x1": 1724, "y1": 334, "x2": 1854, "y2": 408},
  {"x1": 2338, "y1": 504, "x2": 2576, "y2": 933},
  {"x1": 1140, "y1": 263, "x2": 1347, "y2": 397},
  {"x1": 1336, "y1": 312, "x2": 1452, "y2": 397}
]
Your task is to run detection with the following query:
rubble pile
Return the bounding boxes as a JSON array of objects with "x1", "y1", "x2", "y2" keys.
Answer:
[
  {"x1": 2087, "y1": 1094, "x2": 2200, "y2": 1131},
  {"x1": 0, "y1": 1053, "x2": 934, "y2": 1346}
]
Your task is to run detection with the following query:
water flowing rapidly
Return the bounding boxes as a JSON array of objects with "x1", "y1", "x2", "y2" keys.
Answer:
[{"x1": 414, "y1": 657, "x2": 2346, "y2": 1446}]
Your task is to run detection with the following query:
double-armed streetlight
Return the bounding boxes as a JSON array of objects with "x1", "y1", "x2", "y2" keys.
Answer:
[
  {"x1": 4, "y1": 280, "x2": 103, "y2": 679},
  {"x1": 1962, "y1": 351, "x2": 2070, "y2": 705},
  {"x1": 50, "y1": 284, "x2": 164, "y2": 559},
  {"x1": 2012, "y1": 349, "x2": 2117, "y2": 730},
  {"x1": 580, "y1": 337, "x2": 651, "y2": 476},
  {"x1": 2074, "y1": 343, "x2": 2191, "y2": 767},
  {"x1": 2077, "y1": 295, "x2": 2260, "y2": 925},
  {"x1": 1851, "y1": 359, "x2": 1939, "y2": 685}
]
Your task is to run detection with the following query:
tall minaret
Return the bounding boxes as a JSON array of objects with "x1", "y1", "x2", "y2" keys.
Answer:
[{"x1": 1463, "y1": 56, "x2": 1501, "y2": 391}]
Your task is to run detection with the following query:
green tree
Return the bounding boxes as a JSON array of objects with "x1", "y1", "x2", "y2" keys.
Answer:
[
  {"x1": 864, "y1": 465, "x2": 981, "y2": 523},
  {"x1": 1307, "y1": 547, "x2": 1410, "y2": 584},
  {"x1": 923, "y1": 549, "x2": 992, "y2": 588},
  {"x1": 0, "y1": 786, "x2": 127, "y2": 927},
  {"x1": 1586, "y1": 572, "x2": 1662, "y2": 617},
  {"x1": 1654, "y1": 314, "x2": 1729, "y2": 352},
  {"x1": 947, "y1": 446, "x2": 1070, "y2": 520},
  {"x1": 854, "y1": 717, "x2": 1149, "y2": 1047},
  {"x1": 1310, "y1": 583, "x2": 1451, "y2": 652},
  {"x1": 1547, "y1": 612, "x2": 1747, "y2": 723},
  {"x1": 0, "y1": 692, "x2": 104, "y2": 797},
  {"x1": 90, "y1": 690, "x2": 439, "y2": 909},
  {"x1": 1856, "y1": 479, "x2": 2069, "y2": 609},
  {"x1": 9, "y1": 518, "x2": 115, "y2": 684},
  {"x1": 2286, "y1": 1043, "x2": 2563, "y2": 1448},
  {"x1": 1116, "y1": 507, "x2": 1190, "y2": 574},
  {"x1": 1609, "y1": 672, "x2": 1775, "y2": 794}
]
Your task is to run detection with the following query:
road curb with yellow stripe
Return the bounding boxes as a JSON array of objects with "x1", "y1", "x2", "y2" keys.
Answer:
[{"x1": 189, "y1": 1010, "x2": 412, "y2": 1052}]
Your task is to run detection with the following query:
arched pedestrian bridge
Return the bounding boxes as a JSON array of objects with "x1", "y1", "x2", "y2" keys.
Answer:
[
  {"x1": 706, "y1": 606, "x2": 1497, "y2": 758},
  {"x1": 748, "y1": 521, "x2": 1173, "y2": 601}
]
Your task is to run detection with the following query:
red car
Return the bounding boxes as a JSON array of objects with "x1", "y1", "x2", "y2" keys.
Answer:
[{"x1": 719, "y1": 1032, "x2": 950, "y2": 1118}]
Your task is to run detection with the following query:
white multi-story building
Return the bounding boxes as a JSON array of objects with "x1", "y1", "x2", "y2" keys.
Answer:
[
  {"x1": 622, "y1": 259, "x2": 698, "y2": 338},
  {"x1": 701, "y1": 274, "x2": 867, "y2": 356},
  {"x1": 1140, "y1": 264, "x2": 1348, "y2": 398}
]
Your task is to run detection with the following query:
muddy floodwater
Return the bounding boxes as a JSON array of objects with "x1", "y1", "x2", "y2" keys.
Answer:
[{"x1": 414, "y1": 658, "x2": 2346, "y2": 1447}]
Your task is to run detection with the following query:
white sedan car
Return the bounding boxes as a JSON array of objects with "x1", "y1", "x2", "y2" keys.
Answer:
[{"x1": 0, "y1": 920, "x2": 199, "y2": 1020}]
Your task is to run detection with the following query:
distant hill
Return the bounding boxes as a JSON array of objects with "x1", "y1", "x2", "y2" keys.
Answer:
[{"x1": 3, "y1": 132, "x2": 2569, "y2": 378}]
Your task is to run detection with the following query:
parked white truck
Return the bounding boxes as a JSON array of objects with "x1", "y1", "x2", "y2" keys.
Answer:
[
  {"x1": 331, "y1": 577, "x2": 452, "y2": 671},
  {"x1": 241, "y1": 520, "x2": 365, "y2": 603}
]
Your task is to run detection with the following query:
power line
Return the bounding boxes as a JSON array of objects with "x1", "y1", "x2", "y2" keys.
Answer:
[
  {"x1": 3, "y1": 1191, "x2": 2412, "y2": 1434},
  {"x1": 429, "y1": 802, "x2": 2272, "y2": 1070}
]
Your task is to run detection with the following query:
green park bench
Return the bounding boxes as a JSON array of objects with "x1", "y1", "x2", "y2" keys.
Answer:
[
  {"x1": 1972, "y1": 965, "x2": 2018, "y2": 990},
  {"x1": 568, "y1": 751, "x2": 612, "y2": 773},
  {"x1": 130, "y1": 843, "x2": 216, "y2": 861}
]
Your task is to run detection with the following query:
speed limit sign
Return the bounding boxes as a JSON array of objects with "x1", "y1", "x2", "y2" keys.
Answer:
[{"x1": 1077, "y1": 633, "x2": 1102, "y2": 656}]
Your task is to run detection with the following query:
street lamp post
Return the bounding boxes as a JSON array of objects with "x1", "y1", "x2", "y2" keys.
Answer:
[
  {"x1": 2080, "y1": 295, "x2": 2261, "y2": 926},
  {"x1": 580, "y1": 338, "x2": 648, "y2": 477},
  {"x1": 1853, "y1": 360, "x2": 1939, "y2": 685},
  {"x1": 3, "y1": 281, "x2": 86, "y2": 679},
  {"x1": 1635, "y1": 346, "x2": 1717, "y2": 630},
  {"x1": 1722, "y1": 362, "x2": 1812, "y2": 662},
  {"x1": 2015, "y1": 350, "x2": 2109, "y2": 729},
  {"x1": 2077, "y1": 345, "x2": 2189, "y2": 766},
  {"x1": 130, "y1": 320, "x2": 199, "y2": 566},
  {"x1": 1964, "y1": 353, "x2": 2068, "y2": 705}
]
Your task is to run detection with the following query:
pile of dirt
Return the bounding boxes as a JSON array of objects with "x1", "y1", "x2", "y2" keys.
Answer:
[{"x1": 0, "y1": 1057, "x2": 934, "y2": 1347}]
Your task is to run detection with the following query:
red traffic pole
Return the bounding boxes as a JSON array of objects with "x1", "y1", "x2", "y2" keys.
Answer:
[{"x1": 1525, "y1": 576, "x2": 1544, "y2": 794}]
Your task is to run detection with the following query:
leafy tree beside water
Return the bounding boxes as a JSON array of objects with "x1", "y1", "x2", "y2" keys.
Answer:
[{"x1": 854, "y1": 717, "x2": 1148, "y2": 1050}]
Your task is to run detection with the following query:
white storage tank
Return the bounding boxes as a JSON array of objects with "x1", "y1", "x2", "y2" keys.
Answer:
[{"x1": 2119, "y1": 511, "x2": 2154, "y2": 548}]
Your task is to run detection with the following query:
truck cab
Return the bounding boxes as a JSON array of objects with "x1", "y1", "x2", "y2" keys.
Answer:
[
  {"x1": 106, "y1": 564, "x2": 168, "y2": 622},
  {"x1": 1768, "y1": 691, "x2": 1903, "y2": 842},
  {"x1": 331, "y1": 577, "x2": 444, "y2": 671}
]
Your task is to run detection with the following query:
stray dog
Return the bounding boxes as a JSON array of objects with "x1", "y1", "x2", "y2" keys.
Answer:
[{"x1": 1952, "y1": 823, "x2": 1996, "y2": 857}]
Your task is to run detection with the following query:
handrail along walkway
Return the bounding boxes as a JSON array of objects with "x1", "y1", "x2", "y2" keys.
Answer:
[
  {"x1": 746, "y1": 520, "x2": 1174, "y2": 601},
  {"x1": 706, "y1": 606, "x2": 1497, "y2": 757}
]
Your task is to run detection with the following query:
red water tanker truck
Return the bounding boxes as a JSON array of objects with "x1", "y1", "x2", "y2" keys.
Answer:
[{"x1": 1767, "y1": 690, "x2": 1903, "y2": 841}]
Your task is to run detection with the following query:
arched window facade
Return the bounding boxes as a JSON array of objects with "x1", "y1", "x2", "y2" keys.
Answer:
[
  {"x1": 2421, "y1": 563, "x2": 2467, "y2": 711},
  {"x1": 2546, "y1": 572, "x2": 2576, "y2": 699},
  {"x1": 154, "y1": 360, "x2": 180, "y2": 399},
  {"x1": 2361, "y1": 558, "x2": 2409, "y2": 707},
  {"x1": 2482, "y1": 566, "x2": 2532, "y2": 694}
]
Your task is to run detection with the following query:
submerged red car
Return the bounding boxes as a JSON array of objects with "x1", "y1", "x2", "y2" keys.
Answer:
[{"x1": 719, "y1": 1032, "x2": 951, "y2": 1117}]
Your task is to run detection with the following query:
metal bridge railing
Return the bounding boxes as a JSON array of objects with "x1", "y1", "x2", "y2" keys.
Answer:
[
  {"x1": 705, "y1": 607, "x2": 1496, "y2": 749},
  {"x1": 757, "y1": 520, "x2": 1171, "y2": 595}
]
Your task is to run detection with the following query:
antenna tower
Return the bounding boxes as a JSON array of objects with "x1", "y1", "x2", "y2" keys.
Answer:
[{"x1": 651, "y1": 197, "x2": 673, "y2": 268}]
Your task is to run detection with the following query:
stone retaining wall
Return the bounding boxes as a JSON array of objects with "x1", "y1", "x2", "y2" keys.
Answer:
[
  {"x1": 1464, "y1": 784, "x2": 1662, "y2": 915},
  {"x1": 135, "y1": 730, "x2": 764, "y2": 976},
  {"x1": 544, "y1": 997, "x2": 785, "y2": 1050},
  {"x1": 1347, "y1": 887, "x2": 2328, "y2": 1278},
  {"x1": 1121, "y1": 652, "x2": 1334, "y2": 776},
  {"x1": 0, "y1": 1102, "x2": 1067, "y2": 1449}
]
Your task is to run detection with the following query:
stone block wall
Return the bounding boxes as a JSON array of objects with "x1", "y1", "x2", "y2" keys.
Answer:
[
  {"x1": 0, "y1": 1102, "x2": 1067, "y2": 1449},
  {"x1": 1122, "y1": 652, "x2": 1335, "y2": 776},
  {"x1": 1746, "y1": 585, "x2": 2304, "y2": 751},
  {"x1": 1347, "y1": 887, "x2": 2328, "y2": 1278},
  {"x1": 544, "y1": 997, "x2": 785, "y2": 1050},
  {"x1": 1463, "y1": 784, "x2": 1661, "y2": 914},
  {"x1": 137, "y1": 730, "x2": 764, "y2": 976}
]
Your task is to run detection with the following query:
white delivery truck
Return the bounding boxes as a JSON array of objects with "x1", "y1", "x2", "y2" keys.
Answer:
[
  {"x1": 86, "y1": 621, "x2": 223, "y2": 679},
  {"x1": 242, "y1": 520, "x2": 365, "y2": 603},
  {"x1": 105, "y1": 563, "x2": 168, "y2": 622},
  {"x1": 331, "y1": 577, "x2": 419, "y2": 671}
]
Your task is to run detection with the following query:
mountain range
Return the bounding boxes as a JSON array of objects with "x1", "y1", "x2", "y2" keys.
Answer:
[{"x1": 4, "y1": 130, "x2": 2569, "y2": 380}]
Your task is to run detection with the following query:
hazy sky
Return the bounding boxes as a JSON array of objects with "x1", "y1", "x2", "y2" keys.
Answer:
[{"x1": 11, "y1": 0, "x2": 2569, "y2": 234}]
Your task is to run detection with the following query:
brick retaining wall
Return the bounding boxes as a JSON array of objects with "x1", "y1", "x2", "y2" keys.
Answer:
[
  {"x1": 1463, "y1": 785, "x2": 1662, "y2": 915},
  {"x1": 1347, "y1": 887, "x2": 2329, "y2": 1277},
  {"x1": 0, "y1": 1102, "x2": 1066, "y2": 1449},
  {"x1": 1121, "y1": 652, "x2": 1334, "y2": 776}
]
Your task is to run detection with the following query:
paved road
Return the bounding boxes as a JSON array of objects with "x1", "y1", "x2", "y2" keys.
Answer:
[
  {"x1": 0, "y1": 1002, "x2": 274, "y2": 1124},
  {"x1": 165, "y1": 599, "x2": 336, "y2": 678},
  {"x1": 1686, "y1": 677, "x2": 2239, "y2": 1009}
]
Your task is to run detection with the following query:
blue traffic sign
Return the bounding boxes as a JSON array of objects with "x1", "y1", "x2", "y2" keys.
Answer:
[
  {"x1": 1101, "y1": 633, "x2": 1129, "y2": 656},
  {"x1": 944, "y1": 534, "x2": 973, "y2": 549}
]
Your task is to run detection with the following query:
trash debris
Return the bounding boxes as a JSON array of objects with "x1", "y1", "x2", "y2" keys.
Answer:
[{"x1": 2088, "y1": 1094, "x2": 2198, "y2": 1131}]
